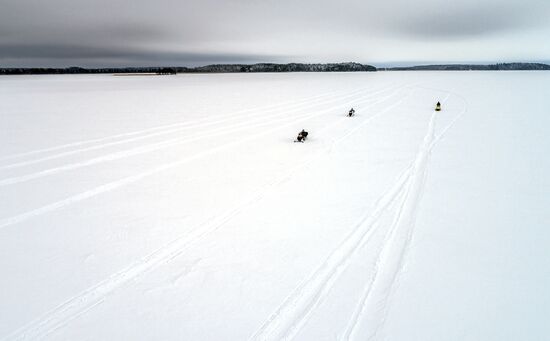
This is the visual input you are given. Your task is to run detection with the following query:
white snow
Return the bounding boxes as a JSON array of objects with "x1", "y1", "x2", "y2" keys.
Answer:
[{"x1": 0, "y1": 72, "x2": 549, "y2": 340}]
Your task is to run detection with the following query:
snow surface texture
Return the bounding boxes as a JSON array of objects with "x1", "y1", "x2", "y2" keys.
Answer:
[{"x1": 0, "y1": 72, "x2": 549, "y2": 340}]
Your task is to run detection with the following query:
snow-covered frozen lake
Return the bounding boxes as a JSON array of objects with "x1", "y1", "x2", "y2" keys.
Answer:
[{"x1": 1, "y1": 72, "x2": 549, "y2": 340}]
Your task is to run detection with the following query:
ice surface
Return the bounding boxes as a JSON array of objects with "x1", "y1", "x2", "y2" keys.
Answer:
[{"x1": 0, "y1": 72, "x2": 548, "y2": 340}]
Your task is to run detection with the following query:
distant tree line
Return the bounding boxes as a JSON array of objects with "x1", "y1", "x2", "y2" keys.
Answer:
[
  {"x1": 3, "y1": 62, "x2": 548, "y2": 75},
  {"x1": 0, "y1": 63, "x2": 376, "y2": 75},
  {"x1": 383, "y1": 63, "x2": 550, "y2": 71},
  {"x1": 0, "y1": 66, "x2": 179, "y2": 75},
  {"x1": 192, "y1": 63, "x2": 377, "y2": 73}
]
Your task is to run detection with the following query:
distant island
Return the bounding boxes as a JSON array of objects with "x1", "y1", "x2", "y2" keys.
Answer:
[
  {"x1": 1, "y1": 62, "x2": 549, "y2": 75},
  {"x1": 0, "y1": 62, "x2": 376, "y2": 75},
  {"x1": 383, "y1": 62, "x2": 550, "y2": 71}
]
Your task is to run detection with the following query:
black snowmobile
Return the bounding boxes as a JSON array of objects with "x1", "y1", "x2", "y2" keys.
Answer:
[
  {"x1": 435, "y1": 102, "x2": 441, "y2": 111},
  {"x1": 294, "y1": 129, "x2": 309, "y2": 143},
  {"x1": 348, "y1": 108, "x2": 355, "y2": 117}
]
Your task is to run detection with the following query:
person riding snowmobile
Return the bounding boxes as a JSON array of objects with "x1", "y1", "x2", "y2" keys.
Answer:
[{"x1": 296, "y1": 129, "x2": 308, "y2": 142}]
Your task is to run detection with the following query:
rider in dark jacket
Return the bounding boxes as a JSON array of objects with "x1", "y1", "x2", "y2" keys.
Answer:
[{"x1": 296, "y1": 129, "x2": 308, "y2": 142}]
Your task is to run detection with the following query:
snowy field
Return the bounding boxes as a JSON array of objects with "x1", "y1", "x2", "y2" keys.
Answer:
[{"x1": 0, "y1": 71, "x2": 549, "y2": 340}]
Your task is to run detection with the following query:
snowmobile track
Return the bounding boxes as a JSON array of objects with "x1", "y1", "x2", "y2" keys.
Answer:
[
  {"x1": 0, "y1": 85, "x2": 397, "y2": 187},
  {"x1": 340, "y1": 91, "x2": 467, "y2": 341},
  {"x1": 251, "y1": 89, "x2": 467, "y2": 341},
  {"x1": 340, "y1": 103, "x2": 439, "y2": 341},
  {"x1": 249, "y1": 90, "x2": 416, "y2": 341},
  {"x1": 0, "y1": 83, "x2": 395, "y2": 164},
  {"x1": 0, "y1": 83, "x2": 398, "y2": 170},
  {"x1": 0, "y1": 85, "x2": 408, "y2": 230},
  {"x1": 0, "y1": 85, "x2": 408, "y2": 340}
]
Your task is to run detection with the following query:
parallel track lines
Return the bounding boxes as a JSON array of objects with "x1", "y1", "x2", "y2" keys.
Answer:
[
  {"x1": 249, "y1": 91, "x2": 420, "y2": 341},
  {"x1": 0, "y1": 85, "x2": 366, "y2": 163},
  {"x1": 251, "y1": 89, "x2": 467, "y2": 341},
  {"x1": 0, "y1": 83, "x2": 395, "y2": 166},
  {"x1": 0, "y1": 86, "x2": 404, "y2": 230},
  {"x1": 340, "y1": 92, "x2": 464, "y2": 341},
  {"x1": 0, "y1": 86, "x2": 397, "y2": 187},
  {"x1": 1, "y1": 86, "x2": 408, "y2": 341}
]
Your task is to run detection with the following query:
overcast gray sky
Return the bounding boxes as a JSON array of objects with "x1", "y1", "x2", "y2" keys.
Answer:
[{"x1": 1, "y1": 0, "x2": 550, "y2": 67}]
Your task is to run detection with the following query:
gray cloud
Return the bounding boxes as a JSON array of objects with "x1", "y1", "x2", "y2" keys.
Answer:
[
  {"x1": 0, "y1": 43, "x2": 285, "y2": 67},
  {"x1": 1, "y1": 0, "x2": 549, "y2": 66},
  {"x1": 385, "y1": 3, "x2": 549, "y2": 39}
]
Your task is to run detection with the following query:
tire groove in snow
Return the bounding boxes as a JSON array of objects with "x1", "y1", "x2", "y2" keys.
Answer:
[
  {"x1": 0, "y1": 86, "x2": 405, "y2": 230},
  {"x1": 0, "y1": 83, "x2": 395, "y2": 164},
  {"x1": 0, "y1": 86, "x2": 395, "y2": 187},
  {"x1": 340, "y1": 109, "x2": 437, "y2": 341},
  {"x1": 0, "y1": 84, "x2": 392, "y2": 170},
  {"x1": 0, "y1": 87, "x2": 408, "y2": 340},
  {"x1": 249, "y1": 90, "x2": 416, "y2": 341},
  {"x1": 340, "y1": 91, "x2": 467, "y2": 341}
]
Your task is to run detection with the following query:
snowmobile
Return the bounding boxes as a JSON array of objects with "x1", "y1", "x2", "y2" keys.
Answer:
[
  {"x1": 435, "y1": 102, "x2": 441, "y2": 111},
  {"x1": 294, "y1": 129, "x2": 309, "y2": 143},
  {"x1": 348, "y1": 108, "x2": 355, "y2": 117}
]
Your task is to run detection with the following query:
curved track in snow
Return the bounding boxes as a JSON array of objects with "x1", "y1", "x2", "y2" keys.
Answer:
[
  {"x1": 340, "y1": 90, "x2": 467, "y2": 341},
  {"x1": 0, "y1": 83, "x2": 395, "y2": 164},
  {"x1": 0, "y1": 85, "x2": 394, "y2": 186},
  {"x1": 1, "y1": 84, "x2": 411, "y2": 340},
  {"x1": 250, "y1": 89, "x2": 468, "y2": 341},
  {"x1": 0, "y1": 85, "x2": 406, "y2": 230}
]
